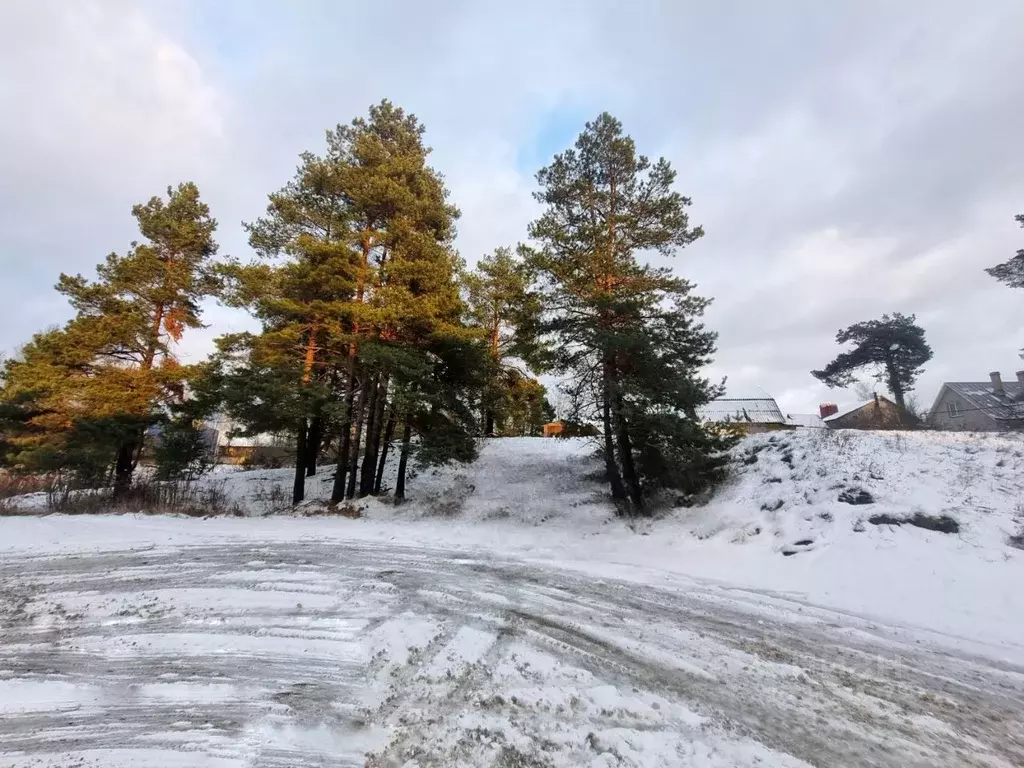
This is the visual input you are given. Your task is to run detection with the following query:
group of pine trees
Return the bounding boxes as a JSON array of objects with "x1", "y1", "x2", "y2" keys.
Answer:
[{"x1": 0, "y1": 101, "x2": 733, "y2": 515}]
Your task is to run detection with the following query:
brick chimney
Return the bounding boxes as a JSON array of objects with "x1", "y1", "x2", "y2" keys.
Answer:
[
  {"x1": 819, "y1": 402, "x2": 839, "y2": 419},
  {"x1": 990, "y1": 371, "x2": 1003, "y2": 394},
  {"x1": 1017, "y1": 371, "x2": 1024, "y2": 388}
]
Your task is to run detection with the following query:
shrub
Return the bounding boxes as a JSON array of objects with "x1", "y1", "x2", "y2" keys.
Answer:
[
  {"x1": 0, "y1": 470, "x2": 51, "y2": 500},
  {"x1": 0, "y1": 475, "x2": 243, "y2": 517},
  {"x1": 555, "y1": 420, "x2": 600, "y2": 438}
]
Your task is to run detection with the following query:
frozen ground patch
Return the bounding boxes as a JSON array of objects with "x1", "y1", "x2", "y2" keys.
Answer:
[
  {"x1": 1, "y1": 536, "x2": 1023, "y2": 766},
  {"x1": 5, "y1": 430, "x2": 1024, "y2": 660},
  {"x1": 4, "y1": 432, "x2": 1024, "y2": 764}
]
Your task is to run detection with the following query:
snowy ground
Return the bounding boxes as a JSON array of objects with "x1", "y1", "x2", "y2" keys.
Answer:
[{"x1": 3, "y1": 431, "x2": 1024, "y2": 765}]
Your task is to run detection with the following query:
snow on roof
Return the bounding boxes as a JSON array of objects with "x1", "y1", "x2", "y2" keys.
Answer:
[
  {"x1": 698, "y1": 397, "x2": 786, "y2": 425},
  {"x1": 821, "y1": 399, "x2": 878, "y2": 422},
  {"x1": 785, "y1": 413, "x2": 826, "y2": 428},
  {"x1": 941, "y1": 382, "x2": 1024, "y2": 421}
]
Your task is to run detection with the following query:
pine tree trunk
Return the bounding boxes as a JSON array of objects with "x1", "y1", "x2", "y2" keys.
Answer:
[
  {"x1": 305, "y1": 416, "x2": 322, "y2": 477},
  {"x1": 601, "y1": 358, "x2": 628, "y2": 503},
  {"x1": 885, "y1": 357, "x2": 906, "y2": 409},
  {"x1": 613, "y1": 393, "x2": 644, "y2": 512},
  {"x1": 357, "y1": 373, "x2": 381, "y2": 497},
  {"x1": 295, "y1": 326, "x2": 318, "y2": 493},
  {"x1": 374, "y1": 409, "x2": 396, "y2": 494},
  {"x1": 345, "y1": 377, "x2": 370, "y2": 500},
  {"x1": 292, "y1": 418, "x2": 307, "y2": 506},
  {"x1": 394, "y1": 421, "x2": 413, "y2": 503},
  {"x1": 337, "y1": 225, "x2": 370, "y2": 498},
  {"x1": 360, "y1": 374, "x2": 389, "y2": 497},
  {"x1": 331, "y1": 364, "x2": 358, "y2": 504},
  {"x1": 485, "y1": 315, "x2": 500, "y2": 438},
  {"x1": 114, "y1": 301, "x2": 164, "y2": 501},
  {"x1": 113, "y1": 440, "x2": 135, "y2": 500}
]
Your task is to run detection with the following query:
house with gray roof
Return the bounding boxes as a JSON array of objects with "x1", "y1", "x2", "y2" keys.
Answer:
[
  {"x1": 697, "y1": 397, "x2": 791, "y2": 434},
  {"x1": 927, "y1": 372, "x2": 1024, "y2": 432}
]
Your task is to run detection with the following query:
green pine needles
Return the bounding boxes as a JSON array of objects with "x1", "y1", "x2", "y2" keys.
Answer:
[{"x1": 1, "y1": 105, "x2": 734, "y2": 514}]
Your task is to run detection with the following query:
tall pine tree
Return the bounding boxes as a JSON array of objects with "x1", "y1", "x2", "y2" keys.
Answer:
[
  {"x1": 0, "y1": 183, "x2": 220, "y2": 494},
  {"x1": 528, "y1": 113, "x2": 731, "y2": 512},
  {"x1": 464, "y1": 246, "x2": 546, "y2": 436},
  {"x1": 216, "y1": 101, "x2": 479, "y2": 506},
  {"x1": 320, "y1": 101, "x2": 473, "y2": 504},
  {"x1": 221, "y1": 146, "x2": 355, "y2": 504},
  {"x1": 812, "y1": 312, "x2": 932, "y2": 410}
]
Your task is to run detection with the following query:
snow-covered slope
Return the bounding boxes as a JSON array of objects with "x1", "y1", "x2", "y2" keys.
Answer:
[
  {"x1": 4, "y1": 432, "x2": 1024, "y2": 765},
  {"x1": 688, "y1": 428, "x2": 1024, "y2": 555},
  {"x1": 219, "y1": 431, "x2": 1024, "y2": 660},
  {"x1": 6, "y1": 431, "x2": 1024, "y2": 660},
  {"x1": 184, "y1": 431, "x2": 1024, "y2": 552}
]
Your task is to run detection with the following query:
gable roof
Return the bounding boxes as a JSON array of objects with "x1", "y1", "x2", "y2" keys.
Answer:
[
  {"x1": 932, "y1": 382, "x2": 1024, "y2": 422},
  {"x1": 822, "y1": 399, "x2": 877, "y2": 422},
  {"x1": 786, "y1": 413, "x2": 826, "y2": 428},
  {"x1": 822, "y1": 395, "x2": 903, "y2": 423},
  {"x1": 698, "y1": 397, "x2": 786, "y2": 425}
]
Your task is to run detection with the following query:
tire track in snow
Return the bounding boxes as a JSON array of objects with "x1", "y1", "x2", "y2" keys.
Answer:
[{"x1": 0, "y1": 539, "x2": 1022, "y2": 766}]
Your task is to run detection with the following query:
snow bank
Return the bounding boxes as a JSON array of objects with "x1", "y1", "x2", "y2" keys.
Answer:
[
  {"x1": 4, "y1": 431, "x2": 1024, "y2": 663},
  {"x1": 647, "y1": 429, "x2": 1024, "y2": 660}
]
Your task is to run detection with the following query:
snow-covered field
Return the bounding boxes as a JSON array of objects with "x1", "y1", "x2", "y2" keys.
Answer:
[{"x1": 2, "y1": 431, "x2": 1024, "y2": 766}]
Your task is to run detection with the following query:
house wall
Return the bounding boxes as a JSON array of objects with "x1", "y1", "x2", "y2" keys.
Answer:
[
  {"x1": 826, "y1": 399, "x2": 915, "y2": 430},
  {"x1": 542, "y1": 422, "x2": 564, "y2": 438},
  {"x1": 745, "y1": 423, "x2": 794, "y2": 435},
  {"x1": 928, "y1": 387, "x2": 1021, "y2": 431}
]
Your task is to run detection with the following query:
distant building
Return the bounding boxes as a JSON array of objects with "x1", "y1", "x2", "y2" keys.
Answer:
[
  {"x1": 205, "y1": 414, "x2": 292, "y2": 464},
  {"x1": 823, "y1": 394, "x2": 917, "y2": 430},
  {"x1": 542, "y1": 421, "x2": 564, "y2": 438},
  {"x1": 698, "y1": 397, "x2": 790, "y2": 434},
  {"x1": 785, "y1": 412, "x2": 826, "y2": 429},
  {"x1": 928, "y1": 372, "x2": 1024, "y2": 432}
]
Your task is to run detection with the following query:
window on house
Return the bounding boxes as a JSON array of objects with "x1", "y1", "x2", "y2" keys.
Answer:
[{"x1": 947, "y1": 401, "x2": 961, "y2": 418}]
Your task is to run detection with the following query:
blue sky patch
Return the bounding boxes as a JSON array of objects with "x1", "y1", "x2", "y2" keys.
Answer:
[{"x1": 515, "y1": 103, "x2": 597, "y2": 175}]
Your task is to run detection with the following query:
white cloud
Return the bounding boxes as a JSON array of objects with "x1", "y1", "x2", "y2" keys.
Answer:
[
  {"x1": 0, "y1": 0, "x2": 225, "y2": 349},
  {"x1": 2, "y1": 0, "x2": 1024, "y2": 415}
]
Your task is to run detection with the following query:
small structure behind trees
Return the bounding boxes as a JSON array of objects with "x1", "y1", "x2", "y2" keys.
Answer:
[
  {"x1": 822, "y1": 393, "x2": 919, "y2": 430},
  {"x1": 697, "y1": 397, "x2": 791, "y2": 434}
]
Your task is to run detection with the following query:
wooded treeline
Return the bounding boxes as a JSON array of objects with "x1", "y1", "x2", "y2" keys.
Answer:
[{"x1": 0, "y1": 102, "x2": 732, "y2": 515}]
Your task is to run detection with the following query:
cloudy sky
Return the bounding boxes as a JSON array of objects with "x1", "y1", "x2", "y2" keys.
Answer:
[{"x1": 2, "y1": 0, "x2": 1023, "y2": 414}]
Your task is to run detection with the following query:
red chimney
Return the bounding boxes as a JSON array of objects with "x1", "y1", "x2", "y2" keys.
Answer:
[{"x1": 819, "y1": 402, "x2": 839, "y2": 419}]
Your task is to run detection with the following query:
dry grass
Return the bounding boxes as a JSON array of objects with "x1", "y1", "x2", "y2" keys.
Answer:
[
  {"x1": 0, "y1": 471, "x2": 53, "y2": 500},
  {"x1": 1, "y1": 476, "x2": 246, "y2": 517}
]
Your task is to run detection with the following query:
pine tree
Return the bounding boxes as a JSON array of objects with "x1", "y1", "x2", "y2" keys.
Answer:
[
  {"x1": 985, "y1": 214, "x2": 1024, "y2": 287},
  {"x1": 812, "y1": 312, "x2": 932, "y2": 410},
  {"x1": 528, "y1": 113, "x2": 729, "y2": 512},
  {"x1": 464, "y1": 246, "x2": 546, "y2": 435},
  {"x1": 218, "y1": 101, "x2": 479, "y2": 506},
  {"x1": 500, "y1": 372, "x2": 554, "y2": 436},
  {"x1": 315, "y1": 99, "x2": 464, "y2": 501},
  {"x1": 0, "y1": 183, "x2": 220, "y2": 493},
  {"x1": 221, "y1": 147, "x2": 355, "y2": 505},
  {"x1": 0, "y1": 326, "x2": 141, "y2": 485},
  {"x1": 607, "y1": 269, "x2": 733, "y2": 497}
]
